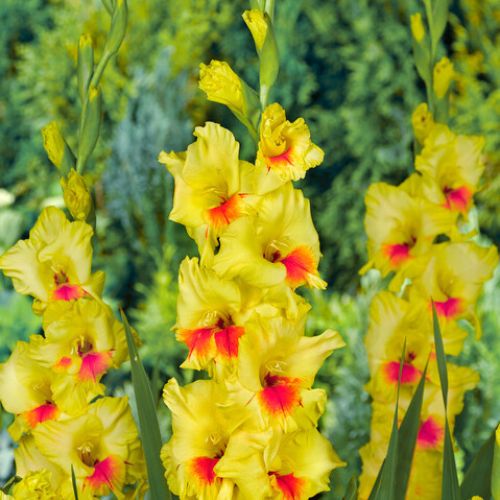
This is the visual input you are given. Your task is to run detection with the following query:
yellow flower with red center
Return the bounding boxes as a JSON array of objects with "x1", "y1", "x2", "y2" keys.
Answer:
[
  {"x1": 161, "y1": 379, "x2": 252, "y2": 499},
  {"x1": 0, "y1": 207, "x2": 104, "y2": 313},
  {"x1": 29, "y1": 299, "x2": 128, "y2": 412},
  {"x1": 215, "y1": 428, "x2": 345, "y2": 499},
  {"x1": 228, "y1": 315, "x2": 344, "y2": 430},
  {"x1": 33, "y1": 397, "x2": 145, "y2": 498},
  {"x1": 361, "y1": 182, "x2": 455, "y2": 288},
  {"x1": 213, "y1": 183, "x2": 326, "y2": 290},
  {"x1": 0, "y1": 338, "x2": 61, "y2": 440},
  {"x1": 409, "y1": 242, "x2": 498, "y2": 335},
  {"x1": 159, "y1": 122, "x2": 258, "y2": 259},
  {"x1": 415, "y1": 124, "x2": 485, "y2": 213},
  {"x1": 255, "y1": 103, "x2": 324, "y2": 190}
]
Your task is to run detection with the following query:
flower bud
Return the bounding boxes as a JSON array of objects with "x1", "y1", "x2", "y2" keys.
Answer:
[
  {"x1": 77, "y1": 34, "x2": 94, "y2": 103},
  {"x1": 199, "y1": 60, "x2": 247, "y2": 117},
  {"x1": 103, "y1": 0, "x2": 128, "y2": 57},
  {"x1": 411, "y1": 13, "x2": 425, "y2": 43},
  {"x1": 77, "y1": 86, "x2": 102, "y2": 173},
  {"x1": 242, "y1": 9, "x2": 268, "y2": 52},
  {"x1": 433, "y1": 57, "x2": 454, "y2": 99},
  {"x1": 41, "y1": 121, "x2": 75, "y2": 174},
  {"x1": 60, "y1": 169, "x2": 92, "y2": 221},
  {"x1": 411, "y1": 103, "x2": 435, "y2": 144}
]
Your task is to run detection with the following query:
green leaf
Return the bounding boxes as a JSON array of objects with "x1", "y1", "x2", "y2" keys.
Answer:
[
  {"x1": 394, "y1": 360, "x2": 429, "y2": 496},
  {"x1": 71, "y1": 465, "x2": 79, "y2": 500},
  {"x1": 344, "y1": 476, "x2": 358, "y2": 500},
  {"x1": 460, "y1": 429, "x2": 496, "y2": 499},
  {"x1": 430, "y1": 0, "x2": 449, "y2": 49},
  {"x1": 121, "y1": 310, "x2": 171, "y2": 500},
  {"x1": 431, "y1": 304, "x2": 460, "y2": 500},
  {"x1": 368, "y1": 342, "x2": 405, "y2": 500}
]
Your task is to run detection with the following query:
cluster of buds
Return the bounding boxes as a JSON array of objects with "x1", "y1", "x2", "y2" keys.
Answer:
[
  {"x1": 0, "y1": 207, "x2": 146, "y2": 498},
  {"x1": 157, "y1": 9, "x2": 345, "y2": 498},
  {"x1": 358, "y1": 102, "x2": 498, "y2": 498}
]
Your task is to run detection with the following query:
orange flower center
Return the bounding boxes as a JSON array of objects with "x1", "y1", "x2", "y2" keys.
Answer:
[
  {"x1": 190, "y1": 456, "x2": 220, "y2": 485},
  {"x1": 24, "y1": 402, "x2": 58, "y2": 428},
  {"x1": 258, "y1": 374, "x2": 302, "y2": 417},
  {"x1": 417, "y1": 417, "x2": 443, "y2": 449},
  {"x1": 270, "y1": 472, "x2": 306, "y2": 500},
  {"x1": 443, "y1": 185, "x2": 471, "y2": 212},
  {"x1": 207, "y1": 194, "x2": 245, "y2": 230}
]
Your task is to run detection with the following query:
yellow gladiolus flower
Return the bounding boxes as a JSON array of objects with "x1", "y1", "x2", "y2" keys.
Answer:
[
  {"x1": 33, "y1": 397, "x2": 145, "y2": 498},
  {"x1": 159, "y1": 122, "x2": 258, "y2": 259},
  {"x1": 361, "y1": 182, "x2": 455, "y2": 288},
  {"x1": 411, "y1": 103, "x2": 435, "y2": 144},
  {"x1": 410, "y1": 13, "x2": 425, "y2": 43},
  {"x1": 242, "y1": 9, "x2": 268, "y2": 52},
  {"x1": 229, "y1": 315, "x2": 344, "y2": 430},
  {"x1": 60, "y1": 168, "x2": 92, "y2": 221},
  {"x1": 0, "y1": 338, "x2": 60, "y2": 439},
  {"x1": 0, "y1": 206, "x2": 104, "y2": 313},
  {"x1": 216, "y1": 428, "x2": 345, "y2": 499},
  {"x1": 255, "y1": 103, "x2": 324, "y2": 190},
  {"x1": 415, "y1": 124, "x2": 485, "y2": 213},
  {"x1": 14, "y1": 435, "x2": 65, "y2": 491},
  {"x1": 433, "y1": 57, "x2": 454, "y2": 98},
  {"x1": 213, "y1": 183, "x2": 326, "y2": 289},
  {"x1": 199, "y1": 60, "x2": 246, "y2": 118},
  {"x1": 410, "y1": 242, "x2": 498, "y2": 335},
  {"x1": 161, "y1": 378, "x2": 251, "y2": 499},
  {"x1": 174, "y1": 257, "x2": 245, "y2": 372},
  {"x1": 32, "y1": 299, "x2": 128, "y2": 412},
  {"x1": 10, "y1": 470, "x2": 58, "y2": 499}
]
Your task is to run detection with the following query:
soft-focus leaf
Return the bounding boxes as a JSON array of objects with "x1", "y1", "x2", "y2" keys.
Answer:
[
  {"x1": 121, "y1": 310, "x2": 170, "y2": 500},
  {"x1": 394, "y1": 360, "x2": 429, "y2": 496},
  {"x1": 71, "y1": 465, "x2": 79, "y2": 500},
  {"x1": 432, "y1": 304, "x2": 460, "y2": 500},
  {"x1": 460, "y1": 429, "x2": 496, "y2": 499}
]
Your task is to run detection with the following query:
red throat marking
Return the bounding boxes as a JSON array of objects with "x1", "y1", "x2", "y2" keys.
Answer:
[
  {"x1": 52, "y1": 284, "x2": 85, "y2": 301},
  {"x1": 384, "y1": 361, "x2": 421, "y2": 384},
  {"x1": 271, "y1": 472, "x2": 305, "y2": 500},
  {"x1": 79, "y1": 351, "x2": 113, "y2": 381},
  {"x1": 383, "y1": 243, "x2": 411, "y2": 266},
  {"x1": 190, "y1": 456, "x2": 220, "y2": 485},
  {"x1": 207, "y1": 194, "x2": 244, "y2": 229},
  {"x1": 24, "y1": 403, "x2": 58, "y2": 428},
  {"x1": 179, "y1": 324, "x2": 244, "y2": 361},
  {"x1": 280, "y1": 246, "x2": 316, "y2": 287},
  {"x1": 433, "y1": 297, "x2": 462, "y2": 319},
  {"x1": 267, "y1": 148, "x2": 293, "y2": 168},
  {"x1": 443, "y1": 186, "x2": 471, "y2": 212},
  {"x1": 417, "y1": 417, "x2": 443, "y2": 449},
  {"x1": 259, "y1": 374, "x2": 302, "y2": 417},
  {"x1": 85, "y1": 456, "x2": 121, "y2": 491}
]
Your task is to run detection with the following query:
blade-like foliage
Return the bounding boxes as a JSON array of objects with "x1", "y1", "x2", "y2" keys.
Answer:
[
  {"x1": 121, "y1": 310, "x2": 171, "y2": 500},
  {"x1": 394, "y1": 359, "x2": 429, "y2": 496},
  {"x1": 71, "y1": 465, "x2": 79, "y2": 500},
  {"x1": 460, "y1": 429, "x2": 497, "y2": 499},
  {"x1": 344, "y1": 476, "x2": 358, "y2": 500},
  {"x1": 432, "y1": 304, "x2": 460, "y2": 500}
]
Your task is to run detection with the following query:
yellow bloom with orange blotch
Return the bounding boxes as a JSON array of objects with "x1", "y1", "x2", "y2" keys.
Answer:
[
  {"x1": 361, "y1": 182, "x2": 455, "y2": 290},
  {"x1": 159, "y1": 122, "x2": 258, "y2": 260},
  {"x1": 227, "y1": 315, "x2": 344, "y2": 431},
  {"x1": 409, "y1": 242, "x2": 498, "y2": 337},
  {"x1": 174, "y1": 257, "x2": 245, "y2": 372},
  {"x1": 255, "y1": 103, "x2": 324, "y2": 191},
  {"x1": 0, "y1": 338, "x2": 61, "y2": 440},
  {"x1": 161, "y1": 378, "x2": 253, "y2": 499},
  {"x1": 215, "y1": 427, "x2": 345, "y2": 500},
  {"x1": 33, "y1": 397, "x2": 145, "y2": 499},
  {"x1": 32, "y1": 299, "x2": 128, "y2": 412},
  {"x1": 415, "y1": 124, "x2": 485, "y2": 213},
  {"x1": 213, "y1": 183, "x2": 326, "y2": 290},
  {"x1": 0, "y1": 206, "x2": 104, "y2": 314}
]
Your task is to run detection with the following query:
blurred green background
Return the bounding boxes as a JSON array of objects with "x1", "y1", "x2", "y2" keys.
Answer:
[{"x1": 0, "y1": 0, "x2": 498, "y2": 496}]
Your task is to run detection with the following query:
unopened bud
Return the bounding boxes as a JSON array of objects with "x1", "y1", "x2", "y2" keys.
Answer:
[
  {"x1": 242, "y1": 9, "x2": 268, "y2": 52},
  {"x1": 411, "y1": 13, "x2": 425, "y2": 43},
  {"x1": 433, "y1": 57, "x2": 454, "y2": 98},
  {"x1": 41, "y1": 122, "x2": 75, "y2": 174},
  {"x1": 60, "y1": 169, "x2": 92, "y2": 221}
]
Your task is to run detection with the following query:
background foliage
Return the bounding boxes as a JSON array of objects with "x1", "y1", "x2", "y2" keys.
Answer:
[{"x1": 0, "y1": 0, "x2": 498, "y2": 497}]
